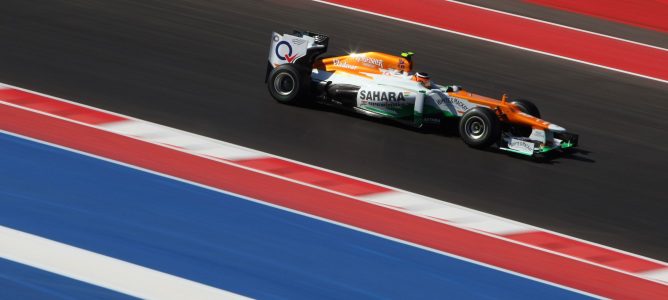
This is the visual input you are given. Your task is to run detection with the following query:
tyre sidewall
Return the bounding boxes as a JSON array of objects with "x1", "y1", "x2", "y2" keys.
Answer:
[
  {"x1": 458, "y1": 107, "x2": 501, "y2": 148},
  {"x1": 511, "y1": 99, "x2": 540, "y2": 118},
  {"x1": 268, "y1": 64, "x2": 309, "y2": 104}
]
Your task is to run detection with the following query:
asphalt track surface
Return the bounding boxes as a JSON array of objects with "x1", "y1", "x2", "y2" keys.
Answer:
[{"x1": 1, "y1": 0, "x2": 667, "y2": 261}]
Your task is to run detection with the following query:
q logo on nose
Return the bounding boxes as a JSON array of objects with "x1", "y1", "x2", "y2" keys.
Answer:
[{"x1": 275, "y1": 41, "x2": 298, "y2": 63}]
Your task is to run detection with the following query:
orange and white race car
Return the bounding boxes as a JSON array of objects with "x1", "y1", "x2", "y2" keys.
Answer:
[{"x1": 265, "y1": 31, "x2": 579, "y2": 157}]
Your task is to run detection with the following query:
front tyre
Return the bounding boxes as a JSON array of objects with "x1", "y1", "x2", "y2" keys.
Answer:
[
  {"x1": 458, "y1": 107, "x2": 501, "y2": 149},
  {"x1": 510, "y1": 99, "x2": 540, "y2": 118},
  {"x1": 267, "y1": 64, "x2": 309, "y2": 104},
  {"x1": 509, "y1": 99, "x2": 540, "y2": 137}
]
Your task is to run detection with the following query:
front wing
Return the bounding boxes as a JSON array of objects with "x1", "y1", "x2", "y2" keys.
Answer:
[{"x1": 499, "y1": 131, "x2": 579, "y2": 157}]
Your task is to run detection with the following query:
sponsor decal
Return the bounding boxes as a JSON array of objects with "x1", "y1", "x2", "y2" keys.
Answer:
[
  {"x1": 508, "y1": 138, "x2": 535, "y2": 155},
  {"x1": 353, "y1": 56, "x2": 383, "y2": 68},
  {"x1": 449, "y1": 97, "x2": 470, "y2": 111},
  {"x1": 436, "y1": 95, "x2": 471, "y2": 112},
  {"x1": 423, "y1": 117, "x2": 441, "y2": 124},
  {"x1": 359, "y1": 90, "x2": 407, "y2": 108},
  {"x1": 359, "y1": 90, "x2": 406, "y2": 102},
  {"x1": 291, "y1": 38, "x2": 306, "y2": 45},
  {"x1": 275, "y1": 41, "x2": 298, "y2": 63},
  {"x1": 333, "y1": 59, "x2": 357, "y2": 70},
  {"x1": 365, "y1": 102, "x2": 404, "y2": 108},
  {"x1": 398, "y1": 59, "x2": 406, "y2": 70},
  {"x1": 380, "y1": 69, "x2": 397, "y2": 75}
]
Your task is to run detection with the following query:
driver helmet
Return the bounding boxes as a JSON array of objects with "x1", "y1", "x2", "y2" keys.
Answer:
[{"x1": 412, "y1": 72, "x2": 431, "y2": 88}]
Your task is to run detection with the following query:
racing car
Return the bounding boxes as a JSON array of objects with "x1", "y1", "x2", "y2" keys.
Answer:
[{"x1": 265, "y1": 31, "x2": 579, "y2": 157}]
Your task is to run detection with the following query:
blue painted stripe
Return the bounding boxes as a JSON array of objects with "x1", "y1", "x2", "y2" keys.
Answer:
[
  {"x1": 0, "y1": 132, "x2": 590, "y2": 299},
  {"x1": 0, "y1": 258, "x2": 134, "y2": 300}
]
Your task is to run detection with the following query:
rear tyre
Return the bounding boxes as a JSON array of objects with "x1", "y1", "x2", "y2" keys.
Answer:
[
  {"x1": 458, "y1": 107, "x2": 501, "y2": 149},
  {"x1": 267, "y1": 64, "x2": 310, "y2": 104},
  {"x1": 511, "y1": 99, "x2": 540, "y2": 118}
]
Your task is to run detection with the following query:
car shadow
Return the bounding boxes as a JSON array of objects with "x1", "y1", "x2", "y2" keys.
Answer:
[{"x1": 500, "y1": 148, "x2": 595, "y2": 164}]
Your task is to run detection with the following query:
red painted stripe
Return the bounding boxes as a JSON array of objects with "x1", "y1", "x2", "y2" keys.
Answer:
[
  {"x1": 2, "y1": 104, "x2": 667, "y2": 298},
  {"x1": 505, "y1": 231, "x2": 664, "y2": 273},
  {"x1": 526, "y1": 0, "x2": 668, "y2": 33},
  {"x1": 0, "y1": 89, "x2": 126, "y2": 125},
  {"x1": 320, "y1": 0, "x2": 668, "y2": 81},
  {"x1": 233, "y1": 157, "x2": 390, "y2": 196}
]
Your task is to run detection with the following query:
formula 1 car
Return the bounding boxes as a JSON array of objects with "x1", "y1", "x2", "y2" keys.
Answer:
[{"x1": 265, "y1": 31, "x2": 579, "y2": 157}]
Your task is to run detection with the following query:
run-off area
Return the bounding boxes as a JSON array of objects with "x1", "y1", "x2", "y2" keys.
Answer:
[{"x1": 0, "y1": 131, "x2": 589, "y2": 299}]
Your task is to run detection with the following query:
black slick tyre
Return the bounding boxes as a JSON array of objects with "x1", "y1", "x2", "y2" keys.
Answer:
[
  {"x1": 510, "y1": 99, "x2": 541, "y2": 118},
  {"x1": 458, "y1": 107, "x2": 501, "y2": 149},
  {"x1": 267, "y1": 64, "x2": 309, "y2": 104}
]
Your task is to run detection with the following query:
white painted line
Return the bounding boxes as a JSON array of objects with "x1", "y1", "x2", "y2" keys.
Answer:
[
  {"x1": 311, "y1": 0, "x2": 668, "y2": 85},
  {"x1": 147, "y1": 134, "x2": 212, "y2": 149},
  {"x1": 447, "y1": 0, "x2": 668, "y2": 52},
  {"x1": 99, "y1": 120, "x2": 163, "y2": 137},
  {"x1": 0, "y1": 226, "x2": 249, "y2": 300},
  {"x1": 359, "y1": 191, "x2": 431, "y2": 208},
  {"x1": 196, "y1": 146, "x2": 265, "y2": 161},
  {"x1": 360, "y1": 192, "x2": 533, "y2": 235},
  {"x1": 0, "y1": 130, "x2": 599, "y2": 298},
  {"x1": 459, "y1": 218, "x2": 534, "y2": 236},
  {"x1": 642, "y1": 268, "x2": 668, "y2": 284},
  {"x1": 100, "y1": 120, "x2": 266, "y2": 160}
]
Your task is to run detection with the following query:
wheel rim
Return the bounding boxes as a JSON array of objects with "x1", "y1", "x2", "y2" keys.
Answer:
[
  {"x1": 464, "y1": 116, "x2": 487, "y2": 140},
  {"x1": 273, "y1": 73, "x2": 295, "y2": 96}
]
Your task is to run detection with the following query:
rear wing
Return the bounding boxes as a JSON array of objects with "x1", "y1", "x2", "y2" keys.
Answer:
[{"x1": 265, "y1": 31, "x2": 329, "y2": 82}]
